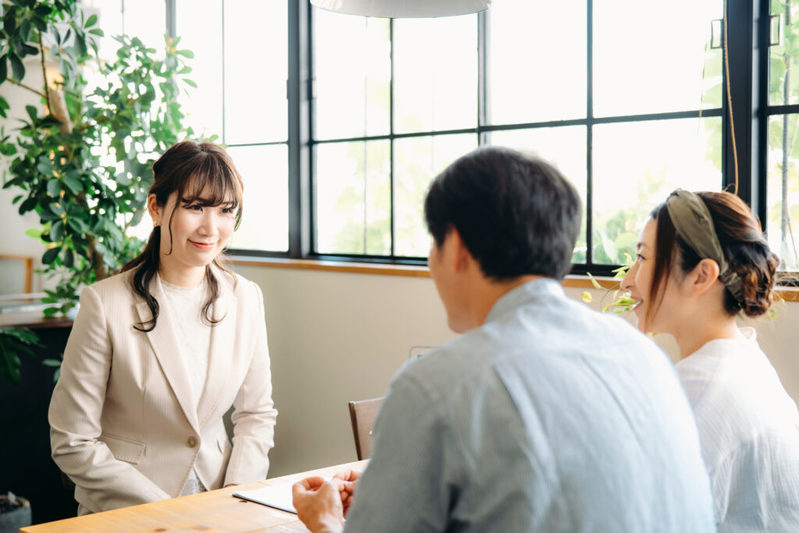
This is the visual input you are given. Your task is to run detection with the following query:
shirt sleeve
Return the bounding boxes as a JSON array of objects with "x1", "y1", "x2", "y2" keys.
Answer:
[
  {"x1": 49, "y1": 285, "x2": 171, "y2": 512},
  {"x1": 224, "y1": 281, "x2": 278, "y2": 485},
  {"x1": 343, "y1": 372, "x2": 460, "y2": 533}
]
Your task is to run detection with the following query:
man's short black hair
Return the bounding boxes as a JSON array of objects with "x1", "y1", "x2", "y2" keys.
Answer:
[{"x1": 424, "y1": 146, "x2": 581, "y2": 280}]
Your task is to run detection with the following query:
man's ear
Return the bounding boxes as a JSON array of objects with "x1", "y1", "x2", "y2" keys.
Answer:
[
  {"x1": 147, "y1": 194, "x2": 162, "y2": 227},
  {"x1": 448, "y1": 229, "x2": 474, "y2": 273},
  {"x1": 690, "y1": 258, "x2": 721, "y2": 295}
]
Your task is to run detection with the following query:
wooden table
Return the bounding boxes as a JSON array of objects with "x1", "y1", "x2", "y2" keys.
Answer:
[{"x1": 21, "y1": 460, "x2": 368, "y2": 533}]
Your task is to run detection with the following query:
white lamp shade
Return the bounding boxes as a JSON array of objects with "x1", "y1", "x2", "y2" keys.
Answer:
[{"x1": 310, "y1": 0, "x2": 491, "y2": 18}]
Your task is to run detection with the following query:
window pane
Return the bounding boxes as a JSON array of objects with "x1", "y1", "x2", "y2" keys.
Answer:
[
  {"x1": 227, "y1": 145, "x2": 288, "y2": 252},
  {"x1": 487, "y1": 127, "x2": 588, "y2": 263},
  {"x1": 176, "y1": 0, "x2": 223, "y2": 139},
  {"x1": 767, "y1": 114, "x2": 799, "y2": 271},
  {"x1": 313, "y1": 11, "x2": 391, "y2": 140},
  {"x1": 81, "y1": 0, "x2": 123, "y2": 60},
  {"x1": 121, "y1": 0, "x2": 167, "y2": 53},
  {"x1": 394, "y1": 134, "x2": 478, "y2": 257},
  {"x1": 315, "y1": 141, "x2": 391, "y2": 255},
  {"x1": 224, "y1": 1, "x2": 287, "y2": 144},
  {"x1": 593, "y1": 0, "x2": 722, "y2": 117},
  {"x1": 592, "y1": 118, "x2": 722, "y2": 264},
  {"x1": 488, "y1": 0, "x2": 586, "y2": 125},
  {"x1": 770, "y1": 1, "x2": 799, "y2": 106},
  {"x1": 393, "y1": 17, "x2": 477, "y2": 134}
]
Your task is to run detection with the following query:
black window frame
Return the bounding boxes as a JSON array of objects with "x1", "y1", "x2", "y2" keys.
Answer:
[{"x1": 170, "y1": 0, "x2": 787, "y2": 278}]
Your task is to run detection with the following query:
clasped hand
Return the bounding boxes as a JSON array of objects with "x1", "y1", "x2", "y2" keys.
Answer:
[{"x1": 292, "y1": 469, "x2": 360, "y2": 533}]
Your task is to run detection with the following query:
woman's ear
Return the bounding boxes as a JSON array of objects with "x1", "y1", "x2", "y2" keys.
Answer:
[
  {"x1": 690, "y1": 258, "x2": 721, "y2": 295},
  {"x1": 147, "y1": 194, "x2": 162, "y2": 227}
]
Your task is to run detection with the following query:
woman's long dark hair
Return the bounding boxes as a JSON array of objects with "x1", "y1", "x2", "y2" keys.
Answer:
[{"x1": 122, "y1": 141, "x2": 244, "y2": 332}]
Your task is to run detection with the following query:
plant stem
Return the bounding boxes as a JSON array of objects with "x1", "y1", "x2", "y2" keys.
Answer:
[
  {"x1": 5, "y1": 78, "x2": 46, "y2": 98},
  {"x1": 38, "y1": 32, "x2": 52, "y2": 116}
]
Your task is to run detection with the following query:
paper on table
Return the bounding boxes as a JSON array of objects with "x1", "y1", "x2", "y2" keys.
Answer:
[{"x1": 233, "y1": 484, "x2": 297, "y2": 514}]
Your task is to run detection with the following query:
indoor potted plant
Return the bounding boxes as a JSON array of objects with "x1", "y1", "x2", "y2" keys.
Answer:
[
  {"x1": 0, "y1": 492, "x2": 31, "y2": 532},
  {"x1": 0, "y1": 0, "x2": 195, "y2": 317}
]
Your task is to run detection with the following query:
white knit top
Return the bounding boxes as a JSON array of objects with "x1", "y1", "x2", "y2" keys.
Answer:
[
  {"x1": 676, "y1": 327, "x2": 799, "y2": 532},
  {"x1": 160, "y1": 276, "x2": 212, "y2": 495}
]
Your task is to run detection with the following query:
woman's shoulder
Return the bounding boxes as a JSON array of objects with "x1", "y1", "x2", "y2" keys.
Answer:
[
  {"x1": 214, "y1": 267, "x2": 261, "y2": 301},
  {"x1": 81, "y1": 270, "x2": 136, "y2": 299}
]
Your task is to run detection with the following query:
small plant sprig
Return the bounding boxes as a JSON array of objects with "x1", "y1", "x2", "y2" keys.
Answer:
[
  {"x1": 0, "y1": 327, "x2": 43, "y2": 385},
  {"x1": 582, "y1": 253, "x2": 637, "y2": 314}
]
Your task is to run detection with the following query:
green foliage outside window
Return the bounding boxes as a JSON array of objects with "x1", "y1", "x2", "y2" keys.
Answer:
[{"x1": 769, "y1": 0, "x2": 799, "y2": 272}]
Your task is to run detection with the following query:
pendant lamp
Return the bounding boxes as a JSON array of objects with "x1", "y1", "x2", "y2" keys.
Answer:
[{"x1": 309, "y1": 0, "x2": 492, "y2": 18}]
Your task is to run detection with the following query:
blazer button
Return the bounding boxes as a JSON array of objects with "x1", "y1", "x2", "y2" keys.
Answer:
[{"x1": 187, "y1": 436, "x2": 198, "y2": 448}]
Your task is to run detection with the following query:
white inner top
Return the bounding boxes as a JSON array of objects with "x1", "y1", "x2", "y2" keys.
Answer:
[{"x1": 160, "y1": 275, "x2": 212, "y2": 496}]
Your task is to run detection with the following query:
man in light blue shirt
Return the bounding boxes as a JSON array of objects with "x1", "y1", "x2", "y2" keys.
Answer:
[{"x1": 293, "y1": 146, "x2": 715, "y2": 532}]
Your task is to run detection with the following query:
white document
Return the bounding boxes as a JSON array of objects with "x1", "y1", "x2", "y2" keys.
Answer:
[{"x1": 233, "y1": 484, "x2": 297, "y2": 514}]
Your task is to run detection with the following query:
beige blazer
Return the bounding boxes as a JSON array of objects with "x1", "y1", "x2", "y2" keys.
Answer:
[{"x1": 49, "y1": 268, "x2": 277, "y2": 514}]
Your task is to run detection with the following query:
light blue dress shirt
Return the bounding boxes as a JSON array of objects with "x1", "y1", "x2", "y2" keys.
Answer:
[{"x1": 344, "y1": 278, "x2": 715, "y2": 532}]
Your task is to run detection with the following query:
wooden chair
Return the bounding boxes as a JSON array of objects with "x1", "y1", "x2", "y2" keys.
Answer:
[{"x1": 347, "y1": 397, "x2": 383, "y2": 460}]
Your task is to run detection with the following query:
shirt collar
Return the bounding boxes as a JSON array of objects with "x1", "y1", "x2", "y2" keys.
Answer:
[{"x1": 485, "y1": 277, "x2": 564, "y2": 324}]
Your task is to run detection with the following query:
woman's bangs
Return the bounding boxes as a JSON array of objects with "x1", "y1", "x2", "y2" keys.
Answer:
[{"x1": 179, "y1": 158, "x2": 242, "y2": 208}]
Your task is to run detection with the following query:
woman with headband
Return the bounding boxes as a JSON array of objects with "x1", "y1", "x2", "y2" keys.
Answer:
[{"x1": 621, "y1": 189, "x2": 799, "y2": 532}]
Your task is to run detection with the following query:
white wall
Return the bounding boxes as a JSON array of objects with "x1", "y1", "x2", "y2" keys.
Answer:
[
  {"x1": 235, "y1": 265, "x2": 799, "y2": 478},
  {"x1": 234, "y1": 265, "x2": 455, "y2": 476}
]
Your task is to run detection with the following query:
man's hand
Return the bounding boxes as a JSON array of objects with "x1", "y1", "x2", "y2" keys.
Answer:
[
  {"x1": 333, "y1": 469, "x2": 361, "y2": 517},
  {"x1": 292, "y1": 476, "x2": 346, "y2": 533}
]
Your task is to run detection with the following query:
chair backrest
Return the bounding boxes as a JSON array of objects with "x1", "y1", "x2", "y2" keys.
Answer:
[{"x1": 347, "y1": 397, "x2": 383, "y2": 460}]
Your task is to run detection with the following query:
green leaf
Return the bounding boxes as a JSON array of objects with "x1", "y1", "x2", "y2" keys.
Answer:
[
  {"x1": 36, "y1": 156, "x2": 53, "y2": 175},
  {"x1": 47, "y1": 179, "x2": 61, "y2": 197},
  {"x1": 26, "y1": 105, "x2": 38, "y2": 122},
  {"x1": 3, "y1": 5, "x2": 17, "y2": 34},
  {"x1": 67, "y1": 217, "x2": 88, "y2": 234},
  {"x1": 50, "y1": 220, "x2": 64, "y2": 241},
  {"x1": 42, "y1": 246, "x2": 60, "y2": 265},
  {"x1": 34, "y1": 4, "x2": 52, "y2": 17},
  {"x1": 586, "y1": 272, "x2": 603, "y2": 290},
  {"x1": 75, "y1": 33, "x2": 87, "y2": 57},
  {"x1": 176, "y1": 49, "x2": 194, "y2": 58},
  {"x1": 85, "y1": 13, "x2": 98, "y2": 27},
  {"x1": 0, "y1": 54, "x2": 7, "y2": 84},
  {"x1": 88, "y1": 28, "x2": 104, "y2": 36},
  {"x1": 9, "y1": 52, "x2": 25, "y2": 81},
  {"x1": 48, "y1": 202, "x2": 65, "y2": 216},
  {"x1": 38, "y1": 208, "x2": 60, "y2": 222},
  {"x1": 1, "y1": 327, "x2": 41, "y2": 346},
  {"x1": 63, "y1": 248, "x2": 74, "y2": 268},
  {"x1": 183, "y1": 78, "x2": 197, "y2": 88},
  {"x1": 64, "y1": 174, "x2": 82, "y2": 194},
  {"x1": 24, "y1": 228, "x2": 41, "y2": 239},
  {"x1": 21, "y1": 43, "x2": 38, "y2": 56}
]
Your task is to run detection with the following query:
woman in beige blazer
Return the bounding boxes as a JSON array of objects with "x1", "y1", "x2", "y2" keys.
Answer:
[{"x1": 49, "y1": 141, "x2": 277, "y2": 514}]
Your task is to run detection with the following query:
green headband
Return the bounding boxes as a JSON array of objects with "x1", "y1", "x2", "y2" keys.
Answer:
[{"x1": 665, "y1": 189, "x2": 744, "y2": 305}]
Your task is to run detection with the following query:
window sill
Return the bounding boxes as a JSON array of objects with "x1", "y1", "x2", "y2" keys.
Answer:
[{"x1": 229, "y1": 256, "x2": 799, "y2": 302}]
